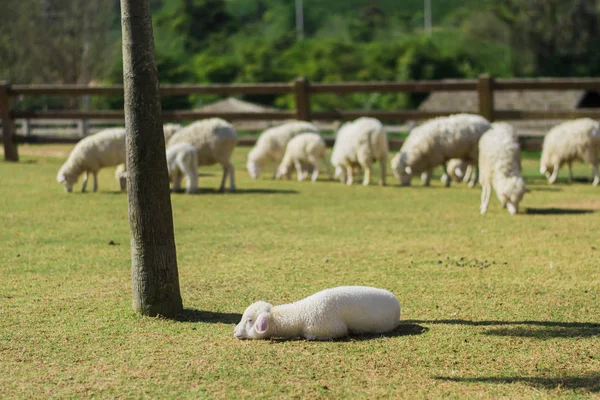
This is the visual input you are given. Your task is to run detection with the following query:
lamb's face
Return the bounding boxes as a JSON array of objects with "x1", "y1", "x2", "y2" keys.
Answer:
[
  {"x1": 500, "y1": 177, "x2": 527, "y2": 215},
  {"x1": 391, "y1": 152, "x2": 411, "y2": 185},
  {"x1": 247, "y1": 161, "x2": 261, "y2": 179},
  {"x1": 57, "y1": 172, "x2": 76, "y2": 193},
  {"x1": 234, "y1": 301, "x2": 273, "y2": 340}
]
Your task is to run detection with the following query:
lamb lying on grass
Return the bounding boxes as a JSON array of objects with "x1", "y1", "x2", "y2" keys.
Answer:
[
  {"x1": 234, "y1": 286, "x2": 401, "y2": 340},
  {"x1": 275, "y1": 132, "x2": 333, "y2": 182},
  {"x1": 540, "y1": 118, "x2": 600, "y2": 186},
  {"x1": 479, "y1": 122, "x2": 527, "y2": 215}
]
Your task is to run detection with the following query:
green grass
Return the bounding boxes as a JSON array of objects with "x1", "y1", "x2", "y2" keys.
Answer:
[{"x1": 1, "y1": 144, "x2": 600, "y2": 399}]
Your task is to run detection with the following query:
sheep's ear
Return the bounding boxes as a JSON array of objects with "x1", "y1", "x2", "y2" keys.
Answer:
[{"x1": 255, "y1": 313, "x2": 269, "y2": 334}]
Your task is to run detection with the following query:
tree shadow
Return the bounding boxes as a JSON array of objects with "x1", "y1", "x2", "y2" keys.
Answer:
[
  {"x1": 405, "y1": 319, "x2": 600, "y2": 339},
  {"x1": 186, "y1": 188, "x2": 298, "y2": 195},
  {"x1": 435, "y1": 374, "x2": 600, "y2": 393},
  {"x1": 525, "y1": 208, "x2": 595, "y2": 215},
  {"x1": 267, "y1": 323, "x2": 428, "y2": 343},
  {"x1": 170, "y1": 308, "x2": 242, "y2": 324},
  {"x1": 483, "y1": 326, "x2": 600, "y2": 338}
]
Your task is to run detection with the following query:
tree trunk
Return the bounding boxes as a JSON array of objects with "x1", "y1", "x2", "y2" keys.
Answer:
[{"x1": 120, "y1": 0, "x2": 183, "y2": 316}]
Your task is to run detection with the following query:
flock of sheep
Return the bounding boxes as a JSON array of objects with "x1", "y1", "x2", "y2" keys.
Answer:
[{"x1": 57, "y1": 114, "x2": 600, "y2": 215}]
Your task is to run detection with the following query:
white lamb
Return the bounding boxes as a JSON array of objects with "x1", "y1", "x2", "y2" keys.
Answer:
[
  {"x1": 57, "y1": 127, "x2": 126, "y2": 192},
  {"x1": 391, "y1": 113, "x2": 491, "y2": 187},
  {"x1": 275, "y1": 132, "x2": 333, "y2": 182},
  {"x1": 234, "y1": 286, "x2": 401, "y2": 340},
  {"x1": 540, "y1": 118, "x2": 600, "y2": 186},
  {"x1": 479, "y1": 122, "x2": 527, "y2": 215},
  {"x1": 166, "y1": 142, "x2": 198, "y2": 194},
  {"x1": 247, "y1": 121, "x2": 319, "y2": 179},
  {"x1": 330, "y1": 117, "x2": 389, "y2": 186},
  {"x1": 440, "y1": 159, "x2": 474, "y2": 185},
  {"x1": 167, "y1": 118, "x2": 237, "y2": 192}
]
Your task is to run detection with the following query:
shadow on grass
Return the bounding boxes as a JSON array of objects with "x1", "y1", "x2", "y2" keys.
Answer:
[
  {"x1": 405, "y1": 319, "x2": 600, "y2": 338},
  {"x1": 525, "y1": 208, "x2": 595, "y2": 215},
  {"x1": 185, "y1": 188, "x2": 298, "y2": 195},
  {"x1": 171, "y1": 309, "x2": 242, "y2": 324},
  {"x1": 268, "y1": 323, "x2": 428, "y2": 343},
  {"x1": 434, "y1": 374, "x2": 600, "y2": 393},
  {"x1": 529, "y1": 186, "x2": 562, "y2": 192}
]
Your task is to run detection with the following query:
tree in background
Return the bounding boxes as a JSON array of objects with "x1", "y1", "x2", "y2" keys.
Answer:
[
  {"x1": 0, "y1": 0, "x2": 119, "y2": 84},
  {"x1": 120, "y1": 0, "x2": 183, "y2": 316}
]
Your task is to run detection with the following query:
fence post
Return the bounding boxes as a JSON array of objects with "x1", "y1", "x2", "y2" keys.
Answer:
[
  {"x1": 294, "y1": 77, "x2": 311, "y2": 121},
  {"x1": 0, "y1": 81, "x2": 19, "y2": 162},
  {"x1": 477, "y1": 74, "x2": 494, "y2": 122}
]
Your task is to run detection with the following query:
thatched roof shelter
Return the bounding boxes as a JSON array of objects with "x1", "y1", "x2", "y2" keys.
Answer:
[{"x1": 419, "y1": 90, "x2": 600, "y2": 136}]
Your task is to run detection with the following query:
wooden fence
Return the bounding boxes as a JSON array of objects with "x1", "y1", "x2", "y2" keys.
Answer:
[{"x1": 3, "y1": 75, "x2": 600, "y2": 161}]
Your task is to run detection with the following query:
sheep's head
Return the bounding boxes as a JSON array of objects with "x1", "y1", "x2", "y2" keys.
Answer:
[
  {"x1": 234, "y1": 301, "x2": 273, "y2": 340},
  {"x1": 246, "y1": 160, "x2": 261, "y2": 179},
  {"x1": 275, "y1": 164, "x2": 288, "y2": 180},
  {"x1": 115, "y1": 165, "x2": 127, "y2": 192},
  {"x1": 540, "y1": 163, "x2": 553, "y2": 180},
  {"x1": 57, "y1": 170, "x2": 77, "y2": 193},
  {"x1": 391, "y1": 152, "x2": 411, "y2": 186},
  {"x1": 499, "y1": 176, "x2": 527, "y2": 215}
]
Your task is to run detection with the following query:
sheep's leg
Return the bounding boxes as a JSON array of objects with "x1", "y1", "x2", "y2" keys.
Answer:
[
  {"x1": 228, "y1": 162, "x2": 236, "y2": 192},
  {"x1": 324, "y1": 156, "x2": 334, "y2": 181},
  {"x1": 549, "y1": 163, "x2": 560, "y2": 184},
  {"x1": 423, "y1": 169, "x2": 432, "y2": 187},
  {"x1": 81, "y1": 171, "x2": 89, "y2": 193},
  {"x1": 468, "y1": 165, "x2": 478, "y2": 188},
  {"x1": 362, "y1": 165, "x2": 371, "y2": 186},
  {"x1": 171, "y1": 169, "x2": 182, "y2": 192},
  {"x1": 92, "y1": 172, "x2": 98, "y2": 193},
  {"x1": 345, "y1": 164, "x2": 354, "y2": 185},
  {"x1": 379, "y1": 158, "x2": 386, "y2": 186},
  {"x1": 463, "y1": 164, "x2": 473, "y2": 184},
  {"x1": 179, "y1": 157, "x2": 198, "y2": 194},
  {"x1": 308, "y1": 156, "x2": 321, "y2": 183},
  {"x1": 592, "y1": 161, "x2": 599, "y2": 186},
  {"x1": 442, "y1": 163, "x2": 451, "y2": 188},
  {"x1": 480, "y1": 184, "x2": 491, "y2": 214},
  {"x1": 567, "y1": 162, "x2": 573, "y2": 184},
  {"x1": 294, "y1": 160, "x2": 304, "y2": 182},
  {"x1": 218, "y1": 164, "x2": 228, "y2": 192}
]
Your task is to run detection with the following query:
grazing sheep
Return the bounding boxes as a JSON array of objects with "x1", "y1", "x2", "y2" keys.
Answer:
[
  {"x1": 167, "y1": 118, "x2": 237, "y2": 192},
  {"x1": 166, "y1": 142, "x2": 199, "y2": 194},
  {"x1": 275, "y1": 133, "x2": 333, "y2": 182},
  {"x1": 391, "y1": 114, "x2": 491, "y2": 187},
  {"x1": 57, "y1": 127, "x2": 126, "y2": 192},
  {"x1": 330, "y1": 117, "x2": 389, "y2": 186},
  {"x1": 247, "y1": 121, "x2": 319, "y2": 179},
  {"x1": 540, "y1": 118, "x2": 600, "y2": 186},
  {"x1": 234, "y1": 286, "x2": 401, "y2": 340},
  {"x1": 479, "y1": 122, "x2": 527, "y2": 215}
]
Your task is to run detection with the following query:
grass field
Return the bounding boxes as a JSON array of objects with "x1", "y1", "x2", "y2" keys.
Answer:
[{"x1": 1, "y1": 144, "x2": 600, "y2": 399}]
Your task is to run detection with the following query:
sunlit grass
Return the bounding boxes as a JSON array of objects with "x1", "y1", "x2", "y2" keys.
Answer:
[{"x1": 1, "y1": 144, "x2": 599, "y2": 398}]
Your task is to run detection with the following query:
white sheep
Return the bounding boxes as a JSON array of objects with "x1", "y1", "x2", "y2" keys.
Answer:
[
  {"x1": 479, "y1": 122, "x2": 527, "y2": 215},
  {"x1": 234, "y1": 286, "x2": 401, "y2": 340},
  {"x1": 540, "y1": 118, "x2": 600, "y2": 186},
  {"x1": 162, "y1": 123, "x2": 183, "y2": 143},
  {"x1": 330, "y1": 117, "x2": 389, "y2": 186},
  {"x1": 57, "y1": 127, "x2": 126, "y2": 192},
  {"x1": 167, "y1": 118, "x2": 237, "y2": 192},
  {"x1": 275, "y1": 132, "x2": 333, "y2": 182},
  {"x1": 391, "y1": 113, "x2": 491, "y2": 187},
  {"x1": 166, "y1": 142, "x2": 198, "y2": 194},
  {"x1": 247, "y1": 121, "x2": 319, "y2": 179}
]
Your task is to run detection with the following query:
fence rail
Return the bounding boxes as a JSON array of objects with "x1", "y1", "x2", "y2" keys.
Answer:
[{"x1": 3, "y1": 75, "x2": 600, "y2": 161}]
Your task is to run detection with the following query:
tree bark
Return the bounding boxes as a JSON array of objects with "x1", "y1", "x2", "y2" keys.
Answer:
[{"x1": 120, "y1": 0, "x2": 183, "y2": 316}]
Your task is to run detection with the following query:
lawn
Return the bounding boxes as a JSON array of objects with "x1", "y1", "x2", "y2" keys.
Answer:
[{"x1": 1, "y1": 144, "x2": 599, "y2": 399}]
